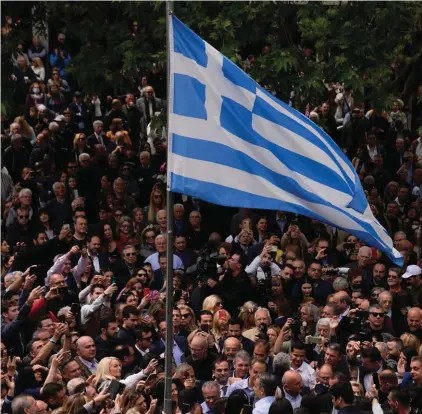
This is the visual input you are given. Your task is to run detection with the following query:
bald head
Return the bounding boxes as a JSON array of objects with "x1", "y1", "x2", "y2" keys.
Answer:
[
  {"x1": 224, "y1": 337, "x2": 241, "y2": 360},
  {"x1": 282, "y1": 370, "x2": 303, "y2": 397}
]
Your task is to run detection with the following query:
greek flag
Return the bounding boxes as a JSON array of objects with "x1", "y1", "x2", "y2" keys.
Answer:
[{"x1": 167, "y1": 15, "x2": 403, "y2": 265}]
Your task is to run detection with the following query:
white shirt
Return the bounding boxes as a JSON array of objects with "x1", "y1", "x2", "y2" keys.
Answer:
[
  {"x1": 290, "y1": 361, "x2": 316, "y2": 390},
  {"x1": 283, "y1": 389, "x2": 302, "y2": 409},
  {"x1": 339, "y1": 306, "x2": 350, "y2": 321},
  {"x1": 253, "y1": 396, "x2": 275, "y2": 414},
  {"x1": 145, "y1": 252, "x2": 184, "y2": 271},
  {"x1": 88, "y1": 251, "x2": 100, "y2": 273},
  {"x1": 160, "y1": 338, "x2": 184, "y2": 366},
  {"x1": 219, "y1": 382, "x2": 229, "y2": 397},
  {"x1": 135, "y1": 344, "x2": 149, "y2": 357},
  {"x1": 367, "y1": 145, "x2": 379, "y2": 161},
  {"x1": 363, "y1": 366, "x2": 382, "y2": 392}
]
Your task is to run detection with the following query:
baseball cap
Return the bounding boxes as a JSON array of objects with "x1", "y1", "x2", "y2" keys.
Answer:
[{"x1": 401, "y1": 265, "x2": 422, "y2": 279}]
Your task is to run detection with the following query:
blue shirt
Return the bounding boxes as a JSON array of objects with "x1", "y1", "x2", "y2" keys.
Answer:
[
  {"x1": 253, "y1": 396, "x2": 275, "y2": 414},
  {"x1": 227, "y1": 378, "x2": 254, "y2": 399}
]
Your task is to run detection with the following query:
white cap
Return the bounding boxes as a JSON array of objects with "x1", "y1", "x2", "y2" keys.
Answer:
[{"x1": 401, "y1": 265, "x2": 422, "y2": 279}]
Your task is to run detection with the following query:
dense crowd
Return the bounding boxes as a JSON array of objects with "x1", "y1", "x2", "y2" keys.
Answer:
[{"x1": 1, "y1": 22, "x2": 422, "y2": 414}]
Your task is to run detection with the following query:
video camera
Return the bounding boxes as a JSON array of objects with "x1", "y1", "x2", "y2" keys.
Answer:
[{"x1": 186, "y1": 240, "x2": 226, "y2": 282}]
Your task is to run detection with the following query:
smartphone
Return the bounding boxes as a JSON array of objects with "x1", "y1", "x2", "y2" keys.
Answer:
[
  {"x1": 305, "y1": 335, "x2": 322, "y2": 345},
  {"x1": 373, "y1": 373, "x2": 380, "y2": 390},
  {"x1": 56, "y1": 287, "x2": 66, "y2": 295},
  {"x1": 344, "y1": 242, "x2": 355, "y2": 249},
  {"x1": 71, "y1": 303, "x2": 81, "y2": 316},
  {"x1": 61, "y1": 221, "x2": 71, "y2": 230},
  {"x1": 107, "y1": 379, "x2": 125, "y2": 400},
  {"x1": 143, "y1": 288, "x2": 150, "y2": 297},
  {"x1": 174, "y1": 289, "x2": 182, "y2": 302},
  {"x1": 356, "y1": 310, "x2": 369, "y2": 319}
]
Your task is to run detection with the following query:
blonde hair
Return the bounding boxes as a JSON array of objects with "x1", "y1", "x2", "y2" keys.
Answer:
[
  {"x1": 212, "y1": 310, "x2": 231, "y2": 342},
  {"x1": 94, "y1": 357, "x2": 121, "y2": 386},
  {"x1": 238, "y1": 301, "x2": 258, "y2": 330},
  {"x1": 73, "y1": 133, "x2": 87, "y2": 149},
  {"x1": 147, "y1": 185, "x2": 166, "y2": 223},
  {"x1": 14, "y1": 116, "x2": 32, "y2": 138},
  {"x1": 202, "y1": 295, "x2": 221, "y2": 314},
  {"x1": 400, "y1": 333, "x2": 421, "y2": 351},
  {"x1": 178, "y1": 304, "x2": 197, "y2": 333},
  {"x1": 32, "y1": 57, "x2": 44, "y2": 68},
  {"x1": 350, "y1": 381, "x2": 364, "y2": 397},
  {"x1": 61, "y1": 393, "x2": 88, "y2": 414}
]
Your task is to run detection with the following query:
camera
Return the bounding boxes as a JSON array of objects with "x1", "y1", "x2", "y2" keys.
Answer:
[
  {"x1": 187, "y1": 240, "x2": 226, "y2": 282},
  {"x1": 257, "y1": 323, "x2": 269, "y2": 341}
]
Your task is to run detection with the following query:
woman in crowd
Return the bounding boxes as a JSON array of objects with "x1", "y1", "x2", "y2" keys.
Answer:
[
  {"x1": 178, "y1": 305, "x2": 197, "y2": 333},
  {"x1": 72, "y1": 132, "x2": 92, "y2": 163},
  {"x1": 117, "y1": 216, "x2": 139, "y2": 254},
  {"x1": 45, "y1": 84, "x2": 66, "y2": 113},
  {"x1": 34, "y1": 207, "x2": 56, "y2": 239},
  {"x1": 202, "y1": 294, "x2": 223, "y2": 314},
  {"x1": 102, "y1": 221, "x2": 119, "y2": 258},
  {"x1": 145, "y1": 185, "x2": 166, "y2": 224},
  {"x1": 132, "y1": 207, "x2": 147, "y2": 236},
  {"x1": 31, "y1": 57, "x2": 45, "y2": 82},
  {"x1": 25, "y1": 82, "x2": 45, "y2": 108},
  {"x1": 47, "y1": 67, "x2": 71, "y2": 94}
]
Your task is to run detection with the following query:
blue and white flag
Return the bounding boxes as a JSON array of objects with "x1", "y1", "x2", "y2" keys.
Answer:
[{"x1": 168, "y1": 15, "x2": 402, "y2": 265}]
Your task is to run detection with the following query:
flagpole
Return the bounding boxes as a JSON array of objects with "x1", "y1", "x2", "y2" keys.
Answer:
[{"x1": 164, "y1": 1, "x2": 174, "y2": 414}]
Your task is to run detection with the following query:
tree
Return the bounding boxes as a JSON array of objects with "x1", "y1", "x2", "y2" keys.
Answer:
[{"x1": 1, "y1": 1, "x2": 421, "y2": 117}]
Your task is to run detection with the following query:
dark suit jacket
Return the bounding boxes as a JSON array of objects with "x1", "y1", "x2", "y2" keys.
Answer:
[
  {"x1": 87, "y1": 133, "x2": 116, "y2": 152},
  {"x1": 150, "y1": 336, "x2": 188, "y2": 356},
  {"x1": 74, "y1": 356, "x2": 94, "y2": 379}
]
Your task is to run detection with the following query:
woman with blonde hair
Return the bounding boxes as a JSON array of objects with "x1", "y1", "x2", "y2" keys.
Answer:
[
  {"x1": 400, "y1": 333, "x2": 421, "y2": 351},
  {"x1": 31, "y1": 56, "x2": 45, "y2": 81},
  {"x1": 238, "y1": 301, "x2": 258, "y2": 330},
  {"x1": 202, "y1": 294, "x2": 223, "y2": 314},
  {"x1": 178, "y1": 304, "x2": 197, "y2": 333},
  {"x1": 267, "y1": 325, "x2": 281, "y2": 357},
  {"x1": 133, "y1": 207, "x2": 147, "y2": 236},
  {"x1": 145, "y1": 185, "x2": 166, "y2": 223},
  {"x1": 94, "y1": 356, "x2": 157, "y2": 391},
  {"x1": 60, "y1": 393, "x2": 87, "y2": 414},
  {"x1": 212, "y1": 309, "x2": 231, "y2": 342},
  {"x1": 14, "y1": 115, "x2": 36, "y2": 143},
  {"x1": 350, "y1": 381, "x2": 364, "y2": 397},
  {"x1": 73, "y1": 132, "x2": 92, "y2": 163}
]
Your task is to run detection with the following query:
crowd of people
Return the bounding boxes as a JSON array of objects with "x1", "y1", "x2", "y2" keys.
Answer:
[{"x1": 2, "y1": 19, "x2": 422, "y2": 414}]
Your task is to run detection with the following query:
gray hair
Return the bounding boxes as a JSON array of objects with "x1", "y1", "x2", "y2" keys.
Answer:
[
  {"x1": 317, "y1": 318, "x2": 331, "y2": 327},
  {"x1": 49, "y1": 121, "x2": 59, "y2": 131},
  {"x1": 157, "y1": 209, "x2": 167, "y2": 218},
  {"x1": 155, "y1": 234, "x2": 166, "y2": 242},
  {"x1": 202, "y1": 381, "x2": 220, "y2": 393},
  {"x1": 175, "y1": 363, "x2": 194, "y2": 378},
  {"x1": 254, "y1": 307, "x2": 271, "y2": 324},
  {"x1": 78, "y1": 153, "x2": 90, "y2": 162},
  {"x1": 93, "y1": 120, "x2": 103, "y2": 128},
  {"x1": 52, "y1": 181, "x2": 65, "y2": 192},
  {"x1": 11, "y1": 133, "x2": 22, "y2": 143},
  {"x1": 272, "y1": 352, "x2": 290, "y2": 377},
  {"x1": 19, "y1": 188, "x2": 32, "y2": 198},
  {"x1": 11, "y1": 395, "x2": 35, "y2": 414},
  {"x1": 57, "y1": 306, "x2": 71, "y2": 318},
  {"x1": 333, "y1": 277, "x2": 349, "y2": 291},
  {"x1": 234, "y1": 350, "x2": 251, "y2": 364},
  {"x1": 375, "y1": 342, "x2": 388, "y2": 353},
  {"x1": 300, "y1": 303, "x2": 320, "y2": 322}
]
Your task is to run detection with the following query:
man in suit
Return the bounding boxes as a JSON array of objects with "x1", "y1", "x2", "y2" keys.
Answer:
[
  {"x1": 136, "y1": 86, "x2": 164, "y2": 136},
  {"x1": 150, "y1": 320, "x2": 187, "y2": 367},
  {"x1": 74, "y1": 336, "x2": 98, "y2": 377},
  {"x1": 87, "y1": 120, "x2": 115, "y2": 153},
  {"x1": 85, "y1": 235, "x2": 109, "y2": 274},
  {"x1": 111, "y1": 245, "x2": 143, "y2": 289},
  {"x1": 280, "y1": 371, "x2": 309, "y2": 410},
  {"x1": 117, "y1": 306, "x2": 139, "y2": 348}
]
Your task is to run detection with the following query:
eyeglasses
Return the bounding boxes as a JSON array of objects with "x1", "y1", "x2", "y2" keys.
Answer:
[
  {"x1": 126, "y1": 252, "x2": 136, "y2": 257},
  {"x1": 387, "y1": 275, "x2": 399, "y2": 279},
  {"x1": 146, "y1": 235, "x2": 155, "y2": 239},
  {"x1": 370, "y1": 312, "x2": 385, "y2": 318},
  {"x1": 19, "y1": 215, "x2": 29, "y2": 219},
  {"x1": 79, "y1": 137, "x2": 86, "y2": 141},
  {"x1": 137, "y1": 273, "x2": 147, "y2": 277},
  {"x1": 114, "y1": 213, "x2": 123, "y2": 217},
  {"x1": 181, "y1": 313, "x2": 191, "y2": 319}
]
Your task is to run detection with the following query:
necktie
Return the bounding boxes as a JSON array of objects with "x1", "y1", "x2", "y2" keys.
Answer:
[{"x1": 221, "y1": 385, "x2": 228, "y2": 396}]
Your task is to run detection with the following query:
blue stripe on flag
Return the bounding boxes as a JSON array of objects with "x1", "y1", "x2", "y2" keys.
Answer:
[
  {"x1": 170, "y1": 172, "x2": 396, "y2": 261},
  {"x1": 173, "y1": 74, "x2": 207, "y2": 120},
  {"x1": 220, "y1": 97, "x2": 353, "y2": 196},
  {"x1": 172, "y1": 133, "x2": 333, "y2": 205},
  {"x1": 222, "y1": 58, "x2": 256, "y2": 94},
  {"x1": 172, "y1": 16, "x2": 208, "y2": 67},
  {"x1": 258, "y1": 85, "x2": 356, "y2": 189}
]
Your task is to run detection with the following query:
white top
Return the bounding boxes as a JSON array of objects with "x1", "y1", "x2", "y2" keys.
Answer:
[
  {"x1": 290, "y1": 361, "x2": 316, "y2": 390},
  {"x1": 284, "y1": 390, "x2": 302, "y2": 409},
  {"x1": 145, "y1": 252, "x2": 184, "y2": 271},
  {"x1": 227, "y1": 378, "x2": 253, "y2": 399}
]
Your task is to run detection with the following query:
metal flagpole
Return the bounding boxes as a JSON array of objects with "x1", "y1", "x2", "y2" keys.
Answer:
[{"x1": 164, "y1": 1, "x2": 174, "y2": 414}]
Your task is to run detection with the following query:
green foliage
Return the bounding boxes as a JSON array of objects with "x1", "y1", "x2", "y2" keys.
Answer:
[{"x1": 1, "y1": 0, "x2": 421, "y2": 116}]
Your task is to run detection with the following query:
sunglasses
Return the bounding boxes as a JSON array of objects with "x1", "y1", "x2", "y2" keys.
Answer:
[
  {"x1": 370, "y1": 312, "x2": 384, "y2": 318},
  {"x1": 19, "y1": 215, "x2": 29, "y2": 219},
  {"x1": 137, "y1": 273, "x2": 147, "y2": 277},
  {"x1": 181, "y1": 313, "x2": 191, "y2": 319},
  {"x1": 126, "y1": 252, "x2": 137, "y2": 257}
]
